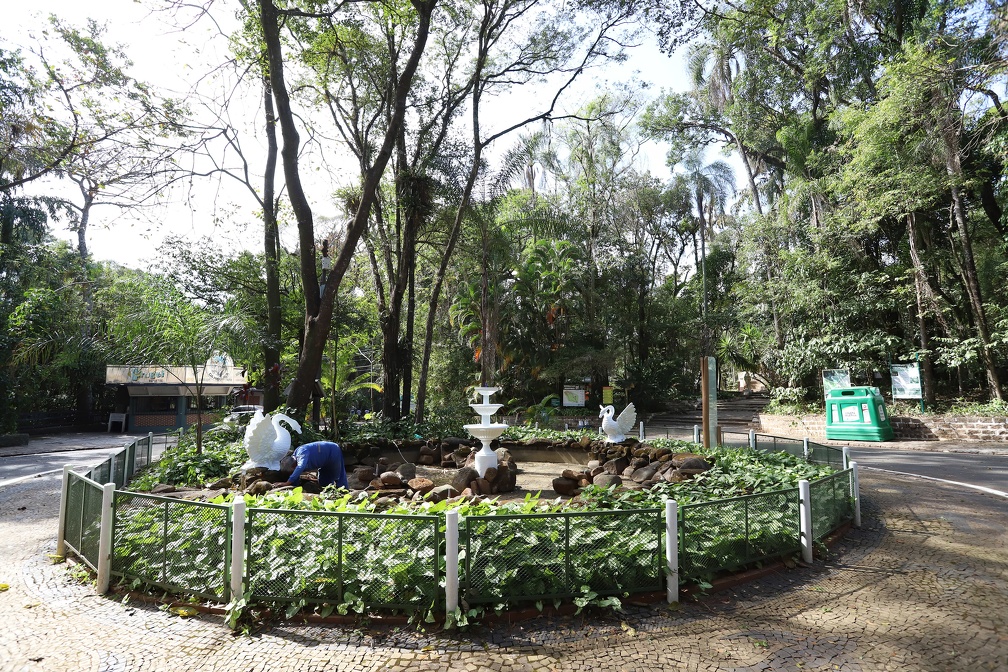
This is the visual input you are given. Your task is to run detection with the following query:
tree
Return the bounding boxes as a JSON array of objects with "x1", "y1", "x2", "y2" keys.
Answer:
[{"x1": 103, "y1": 272, "x2": 251, "y2": 452}]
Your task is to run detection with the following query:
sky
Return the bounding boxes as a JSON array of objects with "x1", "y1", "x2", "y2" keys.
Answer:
[{"x1": 6, "y1": 1, "x2": 693, "y2": 269}]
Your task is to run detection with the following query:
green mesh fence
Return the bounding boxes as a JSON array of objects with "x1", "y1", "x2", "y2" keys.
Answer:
[
  {"x1": 810, "y1": 470, "x2": 854, "y2": 541},
  {"x1": 77, "y1": 477, "x2": 104, "y2": 570},
  {"x1": 462, "y1": 509, "x2": 664, "y2": 605},
  {"x1": 111, "y1": 492, "x2": 231, "y2": 601},
  {"x1": 89, "y1": 458, "x2": 111, "y2": 485},
  {"x1": 246, "y1": 508, "x2": 440, "y2": 611},
  {"x1": 63, "y1": 472, "x2": 88, "y2": 561},
  {"x1": 720, "y1": 430, "x2": 752, "y2": 449},
  {"x1": 113, "y1": 450, "x2": 127, "y2": 488},
  {"x1": 754, "y1": 434, "x2": 806, "y2": 460},
  {"x1": 680, "y1": 488, "x2": 800, "y2": 580},
  {"x1": 808, "y1": 441, "x2": 845, "y2": 469}
]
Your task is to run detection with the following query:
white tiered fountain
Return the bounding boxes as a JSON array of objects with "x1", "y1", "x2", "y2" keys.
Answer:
[{"x1": 463, "y1": 386, "x2": 508, "y2": 478}]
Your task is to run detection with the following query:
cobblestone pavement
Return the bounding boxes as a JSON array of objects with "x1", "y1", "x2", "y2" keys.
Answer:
[{"x1": 1, "y1": 464, "x2": 1006, "y2": 671}]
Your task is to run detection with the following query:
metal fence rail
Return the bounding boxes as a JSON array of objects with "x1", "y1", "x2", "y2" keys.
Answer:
[
  {"x1": 112, "y1": 491, "x2": 231, "y2": 601},
  {"x1": 245, "y1": 508, "x2": 440, "y2": 611},
  {"x1": 809, "y1": 469, "x2": 854, "y2": 541},
  {"x1": 462, "y1": 508, "x2": 664, "y2": 605},
  {"x1": 807, "y1": 441, "x2": 845, "y2": 469},
  {"x1": 679, "y1": 488, "x2": 801, "y2": 580},
  {"x1": 63, "y1": 471, "x2": 104, "y2": 571},
  {"x1": 59, "y1": 429, "x2": 859, "y2": 616}
]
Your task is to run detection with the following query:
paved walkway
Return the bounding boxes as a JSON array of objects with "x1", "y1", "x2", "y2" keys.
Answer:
[{"x1": 0, "y1": 438, "x2": 1006, "y2": 671}]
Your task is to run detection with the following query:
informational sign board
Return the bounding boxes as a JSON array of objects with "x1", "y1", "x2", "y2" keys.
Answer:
[
  {"x1": 822, "y1": 369, "x2": 851, "y2": 399},
  {"x1": 891, "y1": 363, "x2": 922, "y2": 399},
  {"x1": 602, "y1": 386, "x2": 613, "y2": 405},
  {"x1": 562, "y1": 387, "x2": 585, "y2": 407}
]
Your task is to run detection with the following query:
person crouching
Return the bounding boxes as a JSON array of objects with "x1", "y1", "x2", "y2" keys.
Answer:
[{"x1": 280, "y1": 441, "x2": 349, "y2": 489}]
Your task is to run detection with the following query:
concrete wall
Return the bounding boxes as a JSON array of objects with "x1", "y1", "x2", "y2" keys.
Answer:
[{"x1": 757, "y1": 413, "x2": 1008, "y2": 442}]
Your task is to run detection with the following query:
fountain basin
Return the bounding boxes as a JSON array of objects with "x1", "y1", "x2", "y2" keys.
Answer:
[
  {"x1": 469, "y1": 403, "x2": 504, "y2": 418},
  {"x1": 463, "y1": 423, "x2": 508, "y2": 442}
]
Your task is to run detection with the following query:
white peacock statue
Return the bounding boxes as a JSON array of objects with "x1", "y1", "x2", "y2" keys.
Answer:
[
  {"x1": 599, "y1": 402, "x2": 636, "y2": 443},
  {"x1": 242, "y1": 410, "x2": 302, "y2": 470}
]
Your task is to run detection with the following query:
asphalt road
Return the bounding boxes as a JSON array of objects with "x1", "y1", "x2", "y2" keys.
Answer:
[{"x1": 848, "y1": 444, "x2": 1008, "y2": 496}]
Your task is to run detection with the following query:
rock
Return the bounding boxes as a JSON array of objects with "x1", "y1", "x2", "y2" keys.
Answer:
[
  {"x1": 247, "y1": 480, "x2": 273, "y2": 496},
  {"x1": 590, "y1": 466, "x2": 605, "y2": 478},
  {"x1": 678, "y1": 456, "x2": 712, "y2": 473},
  {"x1": 603, "y1": 457, "x2": 629, "y2": 475},
  {"x1": 451, "y1": 467, "x2": 479, "y2": 494},
  {"x1": 561, "y1": 468, "x2": 583, "y2": 480},
  {"x1": 474, "y1": 478, "x2": 491, "y2": 495},
  {"x1": 578, "y1": 477, "x2": 592, "y2": 487},
  {"x1": 593, "y1": 473, "x2": 622, "y2": 488},
  {"x1": 629, "y1": 457, "x2": 648, "y2": 470},
  {"x1": 395, "y1": 463, "x2": 416, "y2": 481},
  {"x1": 419, "y1": 445, "x2": 437, "y2": 457},
  {"x1": 491, "y1": 463, "x2": 511, "y2": 492},
  {"x1": 586, "y1": 459, "x2": 601, "y2": 469},
  {"x1": 453, "y1": 447, "x2": 473, "y2": 466},
  {"x1": 622, "y1": 465, "x2": 636, "y2": 478},
  {"x1": 407, "y1": 477, "x2": 435, "y2": 495},
  {"x1": 346, "y1": 475, "x2": 370, "y2": 490},
  {"x1": 243, "y1": 467, "x2": 269, "y2": 482},
  {"x1": 426, "y1": 484, "x2": 457, "y2": 503},
  {"x1": 379, "y1": 471, "x2": 402, "y2": 486},
  {"x1": 354, "y1": 466, "x2": 376, "y2": 483},
  {"x1": 495, "y1": 447, "x2": 513, "y2": 464},
  {"x1": 664, "y1": 469, "x2": 686, "y2": 483},
  {"x1": 368, "y1": 478, "x2": 384, "y2": 489},
  {"x1": 205, "y1": 477, "x2": 232, "y2": 490},
  {"x1": 630, "y1": 466, "x2": 657, "y2": 483},
  {"x1": 552, "y1": 477, "x2": 580, "y2": 496},
  {"x1": 417, "y1": 454, "x2": 436, "y2": 466},
  {"x1": 579, "y1": 436, "x2": 592, "y2": 449},
  {"x1": 483, "y1": 466, "x2": 498, "y2": 483},
  {"x1": 151, "y1": 484, "x2": 176, "y2": 494}
]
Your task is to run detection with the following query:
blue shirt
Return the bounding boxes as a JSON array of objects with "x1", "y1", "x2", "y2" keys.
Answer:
[{"x1": 288, "y1": 441, "x2": 349, "y2": 488}]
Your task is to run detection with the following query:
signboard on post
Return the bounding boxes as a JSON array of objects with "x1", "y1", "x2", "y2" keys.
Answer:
[
  {"x1": 562, "y1": 386, "x2": 586, "y2": 407},
  {"x1": 822, "y1": 369, "x2": 851, "y2": 399},
  {"x1": 891, "y1": 363, "x2": 922, "y2": 399}
]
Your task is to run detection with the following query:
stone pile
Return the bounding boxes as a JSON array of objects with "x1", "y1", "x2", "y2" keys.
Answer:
[{"x1": 551, "y1": 446, "x2": 712, "y2": 496}]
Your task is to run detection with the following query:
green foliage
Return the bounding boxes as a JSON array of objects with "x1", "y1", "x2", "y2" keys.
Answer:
[{"x1": 129, "y1": 428, "x2": 246, "y2": 491}]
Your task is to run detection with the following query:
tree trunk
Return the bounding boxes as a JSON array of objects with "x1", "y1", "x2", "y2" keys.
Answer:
[
  {"x1": 907, "y1": 213, "x2": 937, "y2": 408},
  {"x1": 262, "y1": 74, "x2": 282, "y2": 413},
  {"x1": 400, "y1": 255, "x2": 416, "y2": 417},
  {"x1": 946, "y1": 141, "x2": 1003, "y2": 399},
  {"x1": 263, "y1": 0, "x2": 434, "y2": 414}
]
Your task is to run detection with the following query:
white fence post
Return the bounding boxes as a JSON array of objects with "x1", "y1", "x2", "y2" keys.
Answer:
[
  {"x1": 803, "y1": 438, "x2": 810, "y2": 461},
  {"x1": 56, "y1": 465, "x2": 73, "y2": 557},
  {"x1": 445, "y1": 510, "x2": 459, "y2": 613},
  {"x1": 693, "y1": 424, "x2": 701, "y2": 444},
  {"x1": 665, "y1": 499, "x2": 679, "y2": 604},
  {"x1": 842, "y1": 446, "x2": 851, "y2": 470},
  {"x1": 798, "y1": 480, "x2": 813, "y2": 564},
  {"x1": 639, "y1": 421, "x2": 645, "y2": 441},
  {"x1": 850, "y1": 461, "x2": 862, "y2": 528},
  {"x1": 96, "y1": 482, "x2": 116, "y2": 594},
  {"x1": 748, "y1": 429, "x2": 756, "y2": 449},
  {"x1": 230, "y1": 499, "x2": 246, "y2": 600}
]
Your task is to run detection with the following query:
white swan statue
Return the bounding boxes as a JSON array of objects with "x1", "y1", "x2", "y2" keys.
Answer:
[
  {"x1": 599, "y1": 403, "x2": 636, "y2": 443},
  {"x1": 242, "y1": 410, "x2": 302, "y2": 470}
]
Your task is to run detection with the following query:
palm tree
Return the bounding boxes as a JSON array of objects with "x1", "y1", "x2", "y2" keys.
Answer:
[{"x1": 680, "y1": 150, "x2": 735, "y2": 355}]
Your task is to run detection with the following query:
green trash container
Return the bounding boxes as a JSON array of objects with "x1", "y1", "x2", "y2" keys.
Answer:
[{"x1": 825, "y1": 386, "x2": 894, "y2": 442}]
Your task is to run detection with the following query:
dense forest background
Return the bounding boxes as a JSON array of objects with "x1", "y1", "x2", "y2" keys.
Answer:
[{"x1": 2, "y1": 0, "x2": 1006, "y2": 433}]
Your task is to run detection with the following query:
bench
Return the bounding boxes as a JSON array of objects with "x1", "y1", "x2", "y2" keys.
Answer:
[{"x1": 107, "y1": 413, "x2": 128, "y2": 432}]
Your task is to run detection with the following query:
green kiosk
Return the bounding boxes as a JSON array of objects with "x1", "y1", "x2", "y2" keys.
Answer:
[{"x1": 825, "y1": 386, "x2": 894, "y2": 442}]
